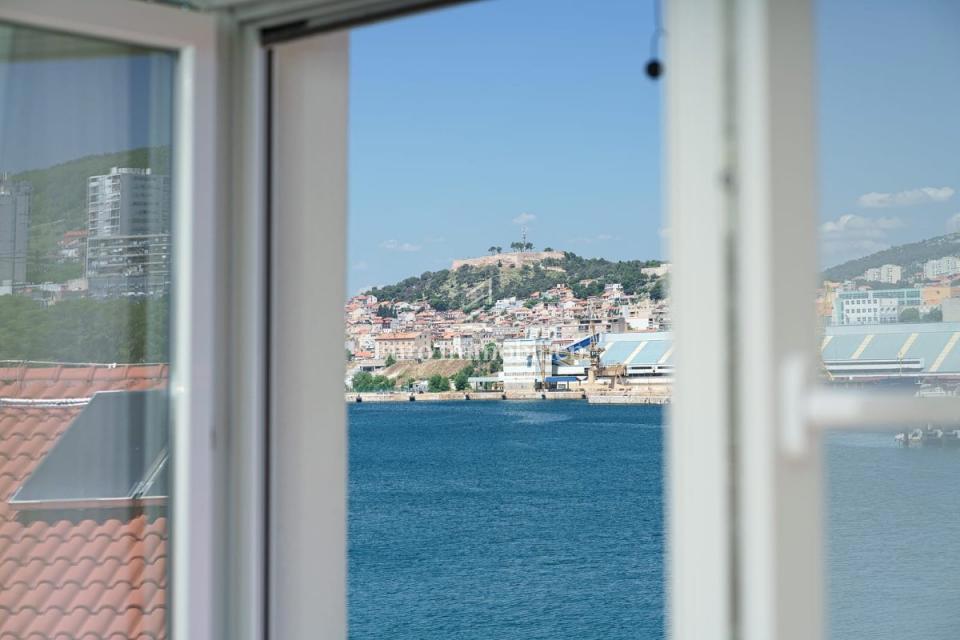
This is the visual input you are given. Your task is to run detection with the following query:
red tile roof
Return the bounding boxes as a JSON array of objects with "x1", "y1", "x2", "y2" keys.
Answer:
[{"x1": 0, "y1": 364, "x2": 168, "y2": 639}]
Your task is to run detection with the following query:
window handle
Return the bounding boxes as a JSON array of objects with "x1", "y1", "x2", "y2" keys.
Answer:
[{"x1": 781, "y1": 351, "x2": 960, "y2": 457}]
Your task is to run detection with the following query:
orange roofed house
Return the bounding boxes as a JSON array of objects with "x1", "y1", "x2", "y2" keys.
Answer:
[
  {"x1": 0, "y1": 364, "x2": 169, "y2": 639},
  {"x1": 373, "y1": 332, "x2": 431, "y2": 361}
]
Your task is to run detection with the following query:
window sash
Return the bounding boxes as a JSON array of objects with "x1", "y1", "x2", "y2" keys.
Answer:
[{"x1": 0, "y1": 2, "x2": 222, "y2": 638}]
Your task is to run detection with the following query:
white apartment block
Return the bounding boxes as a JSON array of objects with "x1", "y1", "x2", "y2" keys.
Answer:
[
  {"x1": 923, "y1": 256, "x2": 960, "y2": 280},
  {"x1": 433, "y1": 333, "x2": 476, "y2": 358},
  {"x1": 501, "y1": 338, "x2": 551, "y2": 391},
  {"x1": 863, "y1": 264, "x2": 902, "y2": 284}
]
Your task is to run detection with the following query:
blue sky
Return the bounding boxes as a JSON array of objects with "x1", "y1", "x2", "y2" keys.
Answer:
[
  {"x1": 0, "y1": 53, "x2": 173, "y2": 172},
  {"x1": 348, "y1": 0, "x2": 663, "y2": 293},
  {"x1": 2, "y1": 1, "x2": 960, "y2": 291},
  {"x1": 816, "y1": 0, "x2": 960, "y2": 267}
]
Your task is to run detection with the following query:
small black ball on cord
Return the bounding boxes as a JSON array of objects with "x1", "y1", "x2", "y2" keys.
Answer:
[{"x1": 645, "y1": 59, "x2": 663, "y2": 80}]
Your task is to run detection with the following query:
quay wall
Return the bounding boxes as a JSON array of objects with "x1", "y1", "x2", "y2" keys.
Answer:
[{"x1": 346, "y1": 390, "x2": 671, "y2": 404}]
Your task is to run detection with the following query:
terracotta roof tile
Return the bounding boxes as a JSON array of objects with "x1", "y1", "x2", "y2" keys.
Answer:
[{"x1": 0, "y1": 364, "x2": 169, "y2": 639}]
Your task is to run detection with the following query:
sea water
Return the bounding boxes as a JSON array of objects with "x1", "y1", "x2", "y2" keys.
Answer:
[{"x1": 348, "y1": 401, "x2": 960, "y2": 639}]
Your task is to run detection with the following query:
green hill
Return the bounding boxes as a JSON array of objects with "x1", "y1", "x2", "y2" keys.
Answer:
[
  {"x1": 823, "y1": 232, "x2": 960, "y2": 282},
  {"x1": 14, "y1": 147, "x2": 170, "y2": 282},
  {"x1": 367, "y1": 253, "x2": 666, "y2": 311}
]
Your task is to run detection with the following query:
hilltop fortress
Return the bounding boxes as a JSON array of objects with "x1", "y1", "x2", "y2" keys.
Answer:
[{"x1": 452, "y1": 250, "x2": 565, "y2": 271}]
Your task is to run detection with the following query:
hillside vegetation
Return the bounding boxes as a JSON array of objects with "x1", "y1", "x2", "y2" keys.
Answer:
[
  {"x1": 14, "y1": 147, "x2": 171, "y2": 283},
  {"x1": 0, "y1": 295, "x2": 168, "y2": 363},
  {"x1": 382, "y1": 359, "x2": 471, "y2": 380},
  {"x1": 823, "y1": 232, "x2": 960, "y2": 282},
  {"x1": 368, "y1": 253, "x2": 665, "y2": 310}
]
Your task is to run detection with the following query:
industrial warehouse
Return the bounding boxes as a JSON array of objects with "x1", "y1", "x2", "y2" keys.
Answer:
[{"x1": 479, "y1": 322, "x2": 960, "y2": 394}]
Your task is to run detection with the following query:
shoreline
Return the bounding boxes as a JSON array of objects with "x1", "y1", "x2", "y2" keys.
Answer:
[{"x1": 345, "y1": 391, "x2": 671, "y2": 404}]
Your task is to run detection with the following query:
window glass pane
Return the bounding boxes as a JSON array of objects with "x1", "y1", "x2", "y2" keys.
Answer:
[
  {"x1": 0, "y1": 23, "x2": 173, "y2": 637},
  {"x1": 816, "y1": 2, "x2": 960, "y2": 637},
  {"x1": 346, "y1": 1, "x2": 667, "y2": 637}
]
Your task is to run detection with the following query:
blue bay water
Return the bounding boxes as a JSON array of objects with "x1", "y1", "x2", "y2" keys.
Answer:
[
  {"x1": 349, "y1": 401, "x2": 664, "y2": 639},
  {"x1": 349, "y1": 401, "x2": 960, "y2": 638}
]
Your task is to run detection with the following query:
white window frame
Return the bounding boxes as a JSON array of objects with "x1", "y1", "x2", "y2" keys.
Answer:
[
  {"x1": 0, "y1": 2, "x2": 222, "y2": 638},
  {"x1": 671, "y1": 2, "x2": 960, "y2": 640},
  {"x1": 12, "y1": 1, "x2": 951, "y2": 639}
]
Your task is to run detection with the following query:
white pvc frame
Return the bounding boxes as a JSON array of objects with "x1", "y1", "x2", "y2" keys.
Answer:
[
  {"x1": 0, "y1": 2, "x2": 222, "y2": 639},
  {"x1": 16, "y1": 2, "x2": 957, "y2": 639}
]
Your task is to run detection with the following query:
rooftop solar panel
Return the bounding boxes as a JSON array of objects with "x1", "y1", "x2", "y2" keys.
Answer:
[{"x1": 11, "y1": 390, "x2": 169, "y2": 509}]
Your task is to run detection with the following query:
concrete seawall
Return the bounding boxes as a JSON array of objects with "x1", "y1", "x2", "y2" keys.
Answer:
[{"x1": 346, "y1": 391, "x2": 670, "y2": 404}]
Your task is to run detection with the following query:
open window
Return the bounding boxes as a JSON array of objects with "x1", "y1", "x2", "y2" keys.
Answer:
[{"x1": 0, "y1": 1, "x2": 219, "y2": 637}]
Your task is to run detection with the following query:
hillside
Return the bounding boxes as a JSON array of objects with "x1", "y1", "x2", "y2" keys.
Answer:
[
  {"x1": 13, "y1": 147, "x2": 171, "y2": 282},
  {"x1": 381, "y1": 359, "x2": 471, "y2": 381},
  {"x1": 367, "y1": 253, "x2": 666, "y2": 310},
  {"x1": 823, "y1": 232, "x2": 960, "y2": 282}
]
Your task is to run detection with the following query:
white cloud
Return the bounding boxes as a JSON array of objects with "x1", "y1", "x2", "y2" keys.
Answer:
[
  {"x1": 820, "y1": 214, "x2": 904, "y2": 263},
  {"x1": 857, "y1": 186, "x2": 954, "y2": 208},
  {"x1": 380, "y1": 239, "x2": 422, "y2": 252},
  {"x1": 947, "y1": 213, "x2": 960, "y2": 233},
  {"x1": 352, "y1": 261, "x2": 369, "y2": 271},
  {"x1": 512, "y1": 212, "x2": 536, "y2": 225}
]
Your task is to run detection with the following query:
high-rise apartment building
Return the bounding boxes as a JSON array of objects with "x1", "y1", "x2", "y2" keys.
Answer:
[
  {"x1": 85, "y1": 167, "x2": 171, "y2": 296},
  {"x1": 0, "y1": 174, "x2": 30, "y2": 291},
  {"x1": 863, "y1": 263, "x2": 902, "y2": 284},
  {"x1": 923, "y1": 256, "x2": 960, "y2": 281}
]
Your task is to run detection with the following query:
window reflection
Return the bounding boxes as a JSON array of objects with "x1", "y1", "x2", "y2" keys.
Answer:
[{"x1": 0, "y1": 23, "x2": 173, "y2": 637}]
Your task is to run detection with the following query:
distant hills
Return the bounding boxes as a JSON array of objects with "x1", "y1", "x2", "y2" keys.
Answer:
[
  {"x1": 823, "y1": 232, "x2": 960, "y2": 283},
  {"x1": 367, "y1": 253, "x2": 666, "y2": 311},
  {"x1": 14, "y1": 147, "x2": 170, "y2": 283}
]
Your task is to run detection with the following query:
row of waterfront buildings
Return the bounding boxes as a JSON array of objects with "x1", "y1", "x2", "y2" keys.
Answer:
[{"x1": 0, "y1": 167, "x2": 170, "y2": 298}]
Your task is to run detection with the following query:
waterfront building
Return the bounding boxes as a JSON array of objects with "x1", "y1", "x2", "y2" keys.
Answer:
[
  {"x1": 596, "y1": 321, "x2": 960, "y2": 382},
  {"x1": 0, "y1": 174, "x2": 30, "y2": 290},
  {"x1": 85, "y1": 167, "x2": 171, "y2": 297},
  {"x1": 831, "y1": 288, "x2": 922, "y2": 325},
  {"x1": 501, "y1": 337, "x2": 552, "y2": 390},
  {"x1": 374, "y1": 331, "x2": 431, "y2": 360}
]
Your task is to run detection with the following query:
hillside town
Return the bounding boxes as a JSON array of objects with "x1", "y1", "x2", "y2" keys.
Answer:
[
  {"x1": 348, "y1": 245, "x2": 960, "y2": 397},
  {"x1": 344, "y1": 252, "x2": 671, "y2": 394}
]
